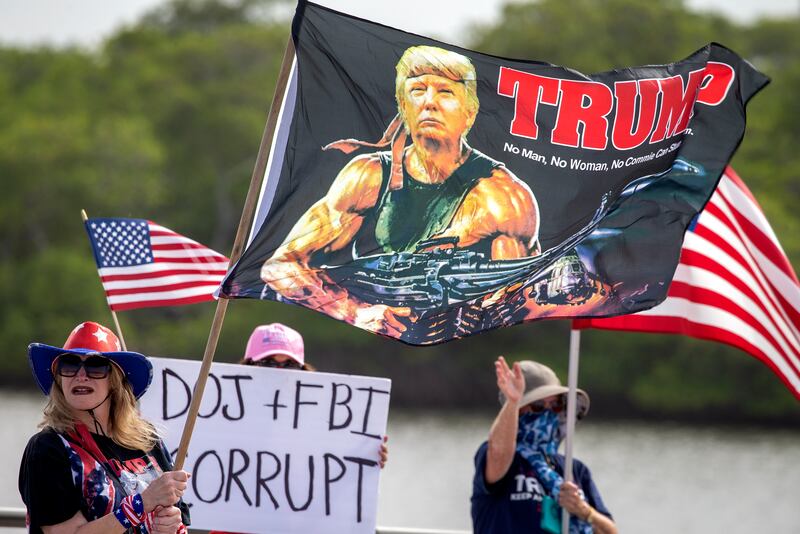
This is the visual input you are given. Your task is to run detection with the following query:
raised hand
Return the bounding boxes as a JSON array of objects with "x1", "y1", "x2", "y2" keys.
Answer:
[{"x1": 495, "y1": 356, "x2": 525, "y2": 406}]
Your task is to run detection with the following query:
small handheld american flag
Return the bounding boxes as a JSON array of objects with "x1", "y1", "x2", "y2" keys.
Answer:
[{"x1": 84, "y1": 218, "x2": 229, "y2": 311}]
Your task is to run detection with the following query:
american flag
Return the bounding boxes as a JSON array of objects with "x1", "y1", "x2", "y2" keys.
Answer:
[
  {"x1": 575, "y1": 168, "x2": 800, "y2": 400},
  {"x1": 84, "y1": 218, "x2": 229, "y2": 311}
]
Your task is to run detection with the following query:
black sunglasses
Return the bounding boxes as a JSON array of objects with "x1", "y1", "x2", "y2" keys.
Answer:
[
  {"x1": 529, "y1": 395, "x2": 566, "y2": 414},
  {"x1": 54, "y1": 354, "x2": 112, "y2": 379},
  {"x1": 255, "y1": 358, "x2": 302, "y2": 370}
]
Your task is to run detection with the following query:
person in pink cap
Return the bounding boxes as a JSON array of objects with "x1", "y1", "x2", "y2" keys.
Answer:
[
  {"x1": 238, "y1": 324, "x2": 387, "y2": 467},
  {"x1": 209, "y1": 323, "x2": 389, "y2": 534},
  {"x1": 239, "y1": 322, "x2": 315, "y2": 371}
]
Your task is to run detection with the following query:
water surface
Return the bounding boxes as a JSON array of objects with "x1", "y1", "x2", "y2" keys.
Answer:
[{"x1": 2, "y1": 392, "x2": 798, "y2": 533}]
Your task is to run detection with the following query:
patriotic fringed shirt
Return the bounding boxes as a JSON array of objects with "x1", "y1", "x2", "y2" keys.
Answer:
[{"x1": 18, "y1": 427, "x2": 189, "y2": 533}]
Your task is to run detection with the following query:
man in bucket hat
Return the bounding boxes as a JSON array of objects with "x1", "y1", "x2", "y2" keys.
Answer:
[{"x1": 471, "y1": 356, "x2": 617, "y2": 534}]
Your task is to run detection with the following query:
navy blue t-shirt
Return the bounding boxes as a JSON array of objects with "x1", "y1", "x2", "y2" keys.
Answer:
[{"x1": 471, "y1": 441, "x2": 612, "y2": 534}]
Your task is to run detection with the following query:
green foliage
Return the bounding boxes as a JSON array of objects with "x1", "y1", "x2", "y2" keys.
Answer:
[
  {"x1": 1, "y1": 0, "x2": 798, "y2": 422},
  {"x1": 0, "y1": 249, "x2": 109, "y2": 373},
  {"x1": 471, "y1": 0, "x2": 736, "y2": 74}
]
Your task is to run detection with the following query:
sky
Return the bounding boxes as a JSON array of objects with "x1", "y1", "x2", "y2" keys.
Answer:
[{"x1": 0, "y1": 0, "x2": 797, "y2": 48}]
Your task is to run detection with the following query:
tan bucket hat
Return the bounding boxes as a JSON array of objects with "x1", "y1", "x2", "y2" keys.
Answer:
[{"x1": 499, "y1": 360, "x2": 590, "y2": 418}]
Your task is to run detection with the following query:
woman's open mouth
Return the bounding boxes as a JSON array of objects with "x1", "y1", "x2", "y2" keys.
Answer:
[{"x1": 71, "y1": 386, "x2": 95, "y2": 395}]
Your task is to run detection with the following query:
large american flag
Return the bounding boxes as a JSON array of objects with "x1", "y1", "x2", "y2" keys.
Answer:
[
  {"x1": 575, "y1": 168, "x2": 800, "y2": 400},
  {"x1": 84, "y1": 218, "x2": 229, "y2": 311}
]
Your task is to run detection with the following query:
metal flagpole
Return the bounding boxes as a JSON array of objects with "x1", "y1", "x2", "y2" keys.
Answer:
[
  {"x1": 82, "y1": 209, "x2": 129, "y2": 351},
  {"x1": 173, "y1": 36, "x2": 296, "y2": 470},
  {"x1": 561, "y1": 327, "x2": 581, "y2": 532}
]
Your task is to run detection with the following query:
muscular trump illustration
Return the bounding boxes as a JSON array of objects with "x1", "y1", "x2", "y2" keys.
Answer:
[
  {"x1": 261, "y1": 46, "x2": 541, "y2": 336},
  {"x1": 220, "y1": 4, "x2": 766, "y2": 346}
]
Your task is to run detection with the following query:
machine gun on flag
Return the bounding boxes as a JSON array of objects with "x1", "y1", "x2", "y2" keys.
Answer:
[{"x1": 318, "y1": 160, "x2": 702, "y2": 317}]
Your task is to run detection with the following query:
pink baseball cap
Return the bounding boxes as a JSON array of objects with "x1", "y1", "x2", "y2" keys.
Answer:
[{"x1": 244, "y1": 323, "x2": 304, "y2": 365}]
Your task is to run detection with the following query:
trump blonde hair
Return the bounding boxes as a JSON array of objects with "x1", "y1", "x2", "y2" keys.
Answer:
[{"x1": 395, "y1": 45, "x2": 480, "y2": 134}]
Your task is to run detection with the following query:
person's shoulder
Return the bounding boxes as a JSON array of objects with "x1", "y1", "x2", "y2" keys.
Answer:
[
  {"x1": 22, "y1": 427, "x2": 70, "y2": 466},
  {"x1": 472, "y1": 440, "x2": 522, "y2": 496},
  {"x1": 474, "y1": 440, "x2": 490, "y2": 460},
  {"x1": 480, "y1": 166, "x2": 533, "y2": 195},
  {"x1": 25, "y1": 427, "x2": 65, "y2": 450},
  {"x1": 329, "y1": 152, "x2": 384, "y2": 211},
  {"x1": 339, "y1": 152, "x2": 384, "y2": 179},
  {"x1": 469, "y1": 163, "x2": 536, "y2": 208},
  {"x1": 466, "y1": 165, "x2": 538, "y2": 236},
  {"x1": 572, "y1": 456, "x2": 592, "y2": 474},
  {"x1": 471, "y1": 441, "x2": 491, "y2": 493},
  {"x1": 472, "y1": 440, "x2": 492, "y2": 474},
  {"x1": 554, "y1": 454, "x2": 593, "y2": 480},
  {"x1": 466, "y1": 149, "x2": 520, "y2": 184}
]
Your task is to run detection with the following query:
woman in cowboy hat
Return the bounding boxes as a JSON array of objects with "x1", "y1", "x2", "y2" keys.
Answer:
[{"x1": 19, "y1": 321, "x2": 191, "y2": 534}]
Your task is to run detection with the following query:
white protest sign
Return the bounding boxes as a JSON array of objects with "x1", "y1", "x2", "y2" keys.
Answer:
[{"x1": 139, "y1": 357, "x2": 391, "y2": 534}]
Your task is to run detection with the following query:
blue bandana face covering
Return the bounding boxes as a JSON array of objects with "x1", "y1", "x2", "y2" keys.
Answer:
[{"x1": 516, "y1": 410, "x2": 593, "y2": 534}]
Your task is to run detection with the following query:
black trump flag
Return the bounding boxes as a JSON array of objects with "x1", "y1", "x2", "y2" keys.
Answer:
[{"x1": 219, "y1": 1, "x2": 769, "y2": 345}]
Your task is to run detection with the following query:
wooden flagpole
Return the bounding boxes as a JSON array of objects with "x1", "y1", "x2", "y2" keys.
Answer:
[
  {"x1": 173, "y1": 36, "x2": 296, "y2": 470},
  {"x1": 561, "y1": 328, "x2": 581, "y2": 532},
  {"x1": 82, "y1": 209, "x2": 129, "y2": 351}
]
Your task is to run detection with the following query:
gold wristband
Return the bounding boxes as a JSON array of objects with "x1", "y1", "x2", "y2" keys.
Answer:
[{"x1": 584, "y1": 507, "x2": 596, "y2": 524}]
